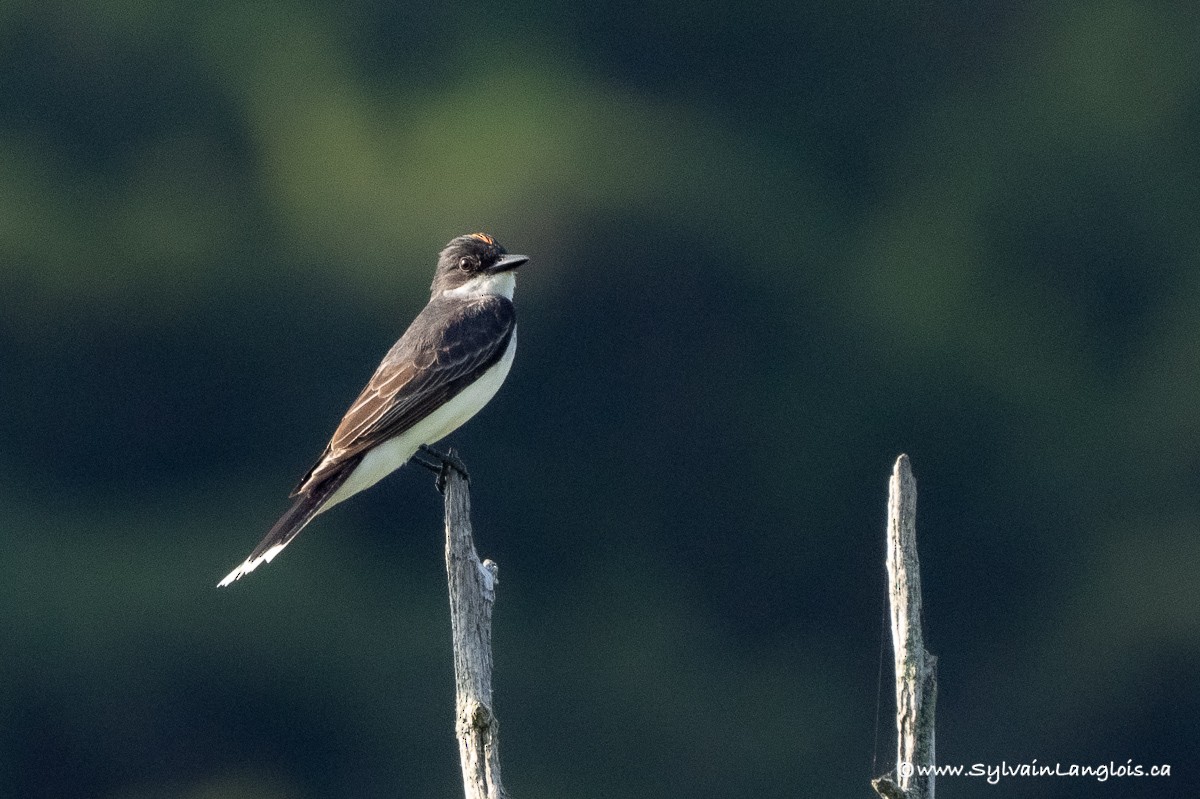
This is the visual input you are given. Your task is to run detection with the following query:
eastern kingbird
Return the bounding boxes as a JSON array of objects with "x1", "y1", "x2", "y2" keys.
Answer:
[{"x1": 218, "y1": 233, "x2": 527, "y2": 586}]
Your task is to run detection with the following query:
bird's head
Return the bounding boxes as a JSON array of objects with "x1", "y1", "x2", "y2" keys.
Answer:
[{"x1": 432, "y1": 233, "x2": 528, "y2": 298}]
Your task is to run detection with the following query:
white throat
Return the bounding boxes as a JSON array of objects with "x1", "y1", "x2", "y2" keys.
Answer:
[{"x1": 442, "y1": 271, "x2": 516, "y2": 300}]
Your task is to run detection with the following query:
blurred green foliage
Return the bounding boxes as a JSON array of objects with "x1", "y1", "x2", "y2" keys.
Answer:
[{"x1": 2, "y1": 1, "x2": 1198, "y2": 797}]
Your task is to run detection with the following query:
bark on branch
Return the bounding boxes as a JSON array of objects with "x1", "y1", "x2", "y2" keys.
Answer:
[
  {"x1": 873, "y1": 454, "x2": 937, "y2": 799},
  {"x1": 442, "y1": 452, "x2": 509, "y2": 799}
]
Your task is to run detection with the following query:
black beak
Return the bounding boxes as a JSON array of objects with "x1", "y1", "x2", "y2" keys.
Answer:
[{"x1": 487, "y1": 253, "x2": 529, "y2": 273}]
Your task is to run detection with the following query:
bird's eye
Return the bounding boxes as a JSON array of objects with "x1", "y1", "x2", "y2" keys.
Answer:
[{"x1": 458, "y1": 256, "x2": 476, "y2": 271}]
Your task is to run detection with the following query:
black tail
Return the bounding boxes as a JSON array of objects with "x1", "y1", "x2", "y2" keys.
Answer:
[{"x1": 217, "y1": 455, "x2": 362, "y2": 586}]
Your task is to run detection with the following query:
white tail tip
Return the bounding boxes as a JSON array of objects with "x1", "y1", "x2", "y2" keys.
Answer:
[{"x1": 216, "y1": 542, "x2": 288, "y2": 587}]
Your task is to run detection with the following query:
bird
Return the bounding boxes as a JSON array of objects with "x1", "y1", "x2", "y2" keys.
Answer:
[{"x1": 218, "y1": 233, "x2": 527, "y2": 586}]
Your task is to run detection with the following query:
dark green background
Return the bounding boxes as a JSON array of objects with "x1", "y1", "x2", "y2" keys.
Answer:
[{"x1": 2, "y1": 2, "x2": 1197, "y2": 797}]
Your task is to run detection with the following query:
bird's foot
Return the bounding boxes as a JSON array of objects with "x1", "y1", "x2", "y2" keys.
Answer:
[{"x1": 413, "y1": 444, "x2": 469, "y2": 493}]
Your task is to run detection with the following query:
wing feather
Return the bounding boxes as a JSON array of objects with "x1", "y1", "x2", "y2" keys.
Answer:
[{"x1": 292, "y1": 295, "x2": 514, "y2": 495}]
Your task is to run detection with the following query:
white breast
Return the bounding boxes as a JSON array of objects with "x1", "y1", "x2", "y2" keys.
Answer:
[{"x1": 322, "y1": 327, "x2": 517, "y2": 510}]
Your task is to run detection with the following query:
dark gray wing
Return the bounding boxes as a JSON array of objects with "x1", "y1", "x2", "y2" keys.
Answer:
[{"x1": 293, "y1": 295, "x2": 515, "y2": 495}]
